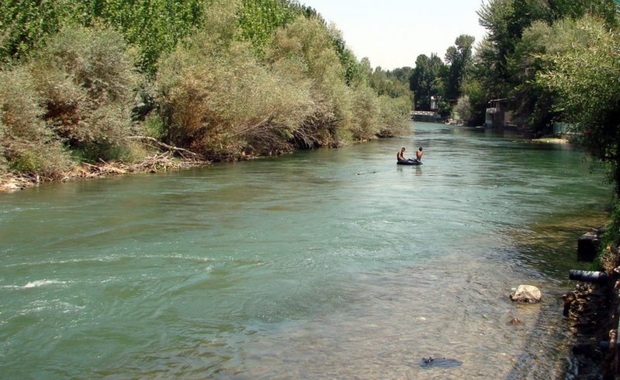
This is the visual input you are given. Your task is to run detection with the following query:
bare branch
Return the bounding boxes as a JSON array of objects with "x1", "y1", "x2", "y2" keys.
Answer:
[{"x1": 128, "y1": 136, "x2": 200, "y2": 157}]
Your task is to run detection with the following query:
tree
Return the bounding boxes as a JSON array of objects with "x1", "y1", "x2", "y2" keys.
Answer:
[
  {"x1": 238, "y1": 0, "x2": 300, "y2": 56},
  {"x1": 547, "y1": 0, "x2": 618, "y2": 27},
  {"x1": 156, "y1": 6, "x2": 315, "y2": 160},
  {"x1": 0, "y1": 0, "x2": 84, "y2": 64},
  {"x1": 0, "y1": 0, "x2": 207, "y2": 75},
  {"x1": 538, "y1": 15, "x2": 620, "y2": 195},
  {"x1": 0, "y1": 66, "x2": 73, "y2": 177},
  {"x1": 444, "y1": 34, "x2": 475, "y2": 102},
  {"x1": 475, "y1": 0, "x2": 546, "y2": 99},
  {"x1": 369, "y1": 67, "x2": 413, "y2": 99},
  {"x1": 471, "y1": 0, "x2": 619, "y2": 132},
  {"x1": 83, "y1": 0, "x2": 206, "y2": 75},
  {"x1": 453, "y1": 95, "x2": 472, "y2": 123},
  {"x1": 409, "y1": 54, "x2": 446, "y2": 110},
  {"x1": 31, "y1": 25, "x2": 140, "y2": 162}
]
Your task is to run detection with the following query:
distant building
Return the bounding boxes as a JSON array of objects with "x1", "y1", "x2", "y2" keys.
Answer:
[{"x1": 485, "y1": 98, "x2": 515, "y2": 128}]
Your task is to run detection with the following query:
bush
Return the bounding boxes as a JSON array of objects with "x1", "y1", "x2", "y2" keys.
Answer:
[
  {"x1": 350, "y1": 84, "x2": 380, "y2": 141},
  {"x1": 0, "y1": 66, "x2": 73, "y2": 178},
  {"x1": 377, "y1": 95, "x2": 411, "y2": 137},
  {"x1": 30, "y1": 25, "x2": 139, "y2": 162},
  {"x1": 268, "y1": 16, "x2": 352, "y2": 147},
  {"x1": 156, "y1": 3, "x2": 315, "y2": 160}
]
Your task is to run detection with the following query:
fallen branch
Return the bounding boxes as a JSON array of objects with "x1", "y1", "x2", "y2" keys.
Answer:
[{"x1": 128, "y1": 136, "x2": 200, "y2": 158}]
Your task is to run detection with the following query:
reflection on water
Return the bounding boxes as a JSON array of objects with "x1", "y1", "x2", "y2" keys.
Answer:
[{"x1": 0, "y1": 123, "x2": 612, "y2": 379}]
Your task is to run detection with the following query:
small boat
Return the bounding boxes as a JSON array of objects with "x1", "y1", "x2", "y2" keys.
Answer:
[{"x1": 397, "y1": 160, "x2": 422, "y2": 166}]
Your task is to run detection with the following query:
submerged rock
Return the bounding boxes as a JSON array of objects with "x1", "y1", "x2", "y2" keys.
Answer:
[
  {"x1": 510, "y1": 285, "x2": 541, "y2": 303},
  {"x1": 419, "y1": 357, "x2": 463, "y2": 369}
]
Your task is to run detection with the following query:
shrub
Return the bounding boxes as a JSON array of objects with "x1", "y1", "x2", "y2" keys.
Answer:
[
  {"x1": 156, "y1": 3, "x2": 314, "y2": 160},
  {"x1": 377, "y1": 95, "x2": 411, "y2": 138},
  {"x1": 0, "y1": 66, "x2": 73, "y2": 178},
  {"x1": 30, "y1": 25, "x2": 139, "y2": 162},
  {"x1": 350, "y1": 84, "x2": 380, "y2": 141},
  {"x1": 268, "y1": 16, "x2": 352, "y2": 147}
]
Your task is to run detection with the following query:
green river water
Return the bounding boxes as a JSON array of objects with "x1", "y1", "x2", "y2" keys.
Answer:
[{"x1": 0, "y1": 122, "x2": 613, "y2": 379}]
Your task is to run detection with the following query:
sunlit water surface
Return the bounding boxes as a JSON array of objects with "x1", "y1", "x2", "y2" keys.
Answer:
[{"x1": 0, "y1": 123, "x2": 612, "y2": 379}]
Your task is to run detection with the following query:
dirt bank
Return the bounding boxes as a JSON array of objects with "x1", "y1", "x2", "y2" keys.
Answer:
[
  {"x1": 0, "y1": 153, "x2": 209, "y2": 193},
  {"x1": 565, "y1": 247, "x2": 620, "y2": 379}
]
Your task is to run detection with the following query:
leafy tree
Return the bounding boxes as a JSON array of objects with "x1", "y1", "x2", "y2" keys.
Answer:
[
  {"x1": 30, "y1": 25, "x2": 140, "y2": 162},
  {"x1": 237, "y1": 0, "x2": 299, "y2": 56},
  {"x1": 324, "y1": 24, "x2": 358, "y2": 86},
  {"x1": 444, "y1": 35, "x2": 475, "y2": 102},
  {"x1": 157, "y1": 5, "x2": 315, "y2": 159},
  {"x1": 81, "y1": 0, "x2": 206, "y2": 75},
  {"x1": 377, "y1": 95, "x2": 411, "y2": 137},
  {"x1": 475, "y1": 0, "x2": 546, "y2": 99},
  {"x1": 350, "y1": 83, "x2": 380, "y2": 141},
  {"x1": 268, "y1": 15, "x2": 352, "y2": 147},
  {"x1": 538, "y1": 15, "x2": 620, "y2": 195},
  {"x1": 472, "y1": 0, "x2": 618, "y2": 132},
  {"x1": 453, "y1": 95, "x2": 472, "y2": 124},
  {"x1": 409, "y1": 54, "x2": 446, "y2": 110},
  {"x1": 0, "y1": 0, "x2": 206, "y2": 75},
  {"x1": 0, "y1": 0, "x2": 85, "y2": 64},
  {"x1": 369, "y1": 67, "x2": 413, "y2": 99},
  {"x1": 459, "y1": 75, "x2": 487, "y2": 125},
  {"x1": 390, "y1": 67, "x2": 414, "y2": 85},
  {"x1": 0, "y1": 66, "x2": 72, "y2": 177},
  {"x1": 546, "y1": 0, "x2": 618, "y2": 27}
]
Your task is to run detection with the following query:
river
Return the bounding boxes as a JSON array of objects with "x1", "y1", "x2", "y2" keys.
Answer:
[{"x1": 0, "y1": 122, "x2": 613, "y2": 379}]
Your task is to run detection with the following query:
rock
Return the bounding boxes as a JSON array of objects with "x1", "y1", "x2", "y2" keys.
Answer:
[
  {"x1": 510, "y1": 285, "x2": 541, "y2": 303},
  {"x1": 509, "y1": 317, "x2": 521, "y2": 325}
]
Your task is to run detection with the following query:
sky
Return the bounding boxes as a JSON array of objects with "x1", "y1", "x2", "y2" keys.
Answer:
[{"x1": 300, "y1": 0, "x2": 488, "y2": 70}]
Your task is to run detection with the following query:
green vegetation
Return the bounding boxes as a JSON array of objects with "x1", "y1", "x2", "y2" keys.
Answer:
[
  {"x1": 4, "y1": 0, "x2": 618, "y2": 222},
  {"x1": 405, "y1": 0, "x2": 618, "y2": 132},
  {"x1": 0, "y1": 0, "x2": 412, "y2": 182},
  {"x1": 400, "y1": 0, "x2": 620, "y2": 266}
]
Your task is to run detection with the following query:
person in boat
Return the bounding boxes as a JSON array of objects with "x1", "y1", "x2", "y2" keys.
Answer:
[
  {"x1": 397, "y1": 147, "x2": 409, "y2": 162},
  {"x1": 397, "y1": 147, "x2": 417, "y2": 163},
  {"x1": 415, "y1": 147, "x2": 423, "y2": 162}
]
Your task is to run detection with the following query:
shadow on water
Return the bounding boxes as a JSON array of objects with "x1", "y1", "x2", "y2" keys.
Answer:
[{"x1": 419, "y1": 356, "x2": 464, "y2": 369}]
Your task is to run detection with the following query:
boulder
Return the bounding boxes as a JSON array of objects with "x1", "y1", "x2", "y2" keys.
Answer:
[{"x1": 510, "y1": 285, "x2": 541, "y2": 303}]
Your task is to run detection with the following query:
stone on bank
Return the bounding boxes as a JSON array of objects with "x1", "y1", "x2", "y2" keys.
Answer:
[{"x1": 510, "y1": 285, "x2": 542, "y2": 303}]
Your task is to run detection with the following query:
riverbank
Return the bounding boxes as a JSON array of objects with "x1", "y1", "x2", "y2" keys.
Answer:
[
  {"x1": 565, "y1": 244, "x2": 620, "y2": 378},
  {"x1": 0, "y1": 153, "x2": 208, "y2": 193}
]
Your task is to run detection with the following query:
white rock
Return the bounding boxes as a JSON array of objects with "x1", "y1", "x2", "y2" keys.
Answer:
[{"x1": 510, "y1": 285, "x2": 541, "y2": 303}]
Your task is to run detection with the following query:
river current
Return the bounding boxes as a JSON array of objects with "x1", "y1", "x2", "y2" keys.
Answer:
[{"x1": 0, "y1": 122, "x2": 612, "y2": 379}]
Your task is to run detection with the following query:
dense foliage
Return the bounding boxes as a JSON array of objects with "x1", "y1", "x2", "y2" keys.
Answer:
[
  {"x1": 460, "y1": 0, "x2": 620, "y2": 195},
  {"x1": 0, "y1": 0, "x2": 412, "y2": 179},
  {"x1": 537, "y1": 16, "x2": 620, "y2": 193},
  {"x1": 403, "y1": 0, "x2": 618, "y2": 130},
  {"x1": 400, "y1": 0, "x2": 620, "y2": 256},
  {"x1": 463, "y1": 0, "x2": 619, "y2": 131},
  {"x1": 408, "y1": 35, "x2": 475, "y2": 120},
  {"x1": 466, "y1": 0, "x2": 620, "y2": 267}
]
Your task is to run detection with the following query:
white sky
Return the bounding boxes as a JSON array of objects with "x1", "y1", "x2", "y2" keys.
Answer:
[{"x1": 301, "y1": 0, "x2": 488, "y2": 70}]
